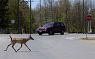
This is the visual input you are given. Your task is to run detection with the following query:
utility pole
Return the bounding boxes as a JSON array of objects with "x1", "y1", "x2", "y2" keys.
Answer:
[
  {"x1": 83, "y1": 0, "x2": 84, "y2": 34},
  {"x1": 77, "y1": 5, "x2": 78, "y2": 33},
  {"x1": 25, "y1": 0, "x2": 34, "y2": 34},
  {"x1": 30, "y1": 0, "x2": 31, "y2": 34},
  {"x1": 18, "y1": 0, "x2": 20, "y2": 34},
  {"x1": 40, "y1": 0, "x2": 42, "y2": 27},
  {"x1": 65, "y1": 0, "x2": 68, "y2": 32},
  {"x1": 44, "y1": 0, "x2": 47, "y2": 23}
]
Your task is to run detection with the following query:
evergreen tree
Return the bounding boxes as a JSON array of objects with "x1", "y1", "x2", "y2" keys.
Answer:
[{"x1": 0, "y1": 0, "x2": 9, "y2": 28}]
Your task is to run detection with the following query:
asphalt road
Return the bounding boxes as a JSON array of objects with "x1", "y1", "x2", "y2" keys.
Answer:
[{"x1": 0, "y1": 34, "x2": 95, "y2": 59}]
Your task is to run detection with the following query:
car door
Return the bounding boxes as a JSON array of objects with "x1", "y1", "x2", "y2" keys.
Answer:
[
  {"x1": 52, "y1": 23, "x2": 58, "y2": 33},
  {"x1": 60, "y1": 22, "x2": 66, "y2": 31},
  {"x1": 57, "y1": 23, "x2": 61, "y2": 32},
  {"x1": 52, "y1": 22, "x2": 61, "y2": 33}
]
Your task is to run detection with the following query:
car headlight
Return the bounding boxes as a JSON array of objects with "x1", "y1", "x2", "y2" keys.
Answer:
[{"x1": 45, "y1": 28, "x2": 47, "y2": 30}]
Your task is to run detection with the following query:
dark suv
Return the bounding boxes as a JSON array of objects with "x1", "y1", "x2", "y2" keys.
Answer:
[{"x1": 37, "y1": 22, "x2": 66, "y2": 35}]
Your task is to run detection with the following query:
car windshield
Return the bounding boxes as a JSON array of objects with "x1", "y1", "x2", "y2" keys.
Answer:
[{"x1": 43, "y1": 23, "x2": 53, "y2": 27}]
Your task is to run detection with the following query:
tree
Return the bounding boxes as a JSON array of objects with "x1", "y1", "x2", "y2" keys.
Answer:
[
  {"x1": 0, "y1": 0, "x2": 9, "y2": 29},
  {"x1": 19, "y1": 2, "x2": 30, "y2": 33},
  {"x1": 32, "y1": 0, "x2": 95, "y2": 33},
  {"x1": 8, "y1": 0, "x2": 34, "y2": 33},
  {"x1": 8, "y1": 0, "x2": 18, "y2": 32}
]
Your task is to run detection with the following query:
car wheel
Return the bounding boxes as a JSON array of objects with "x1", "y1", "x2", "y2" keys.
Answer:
[
  {"x1": 61, "y1": 30, "x2": 64, "y2": 35},
  {"x1": 49, "y1": 30, "x2": 54, "y2": 35},
  {"x1": 39, "y1": 33, "x2": 42, "y2": 35}
]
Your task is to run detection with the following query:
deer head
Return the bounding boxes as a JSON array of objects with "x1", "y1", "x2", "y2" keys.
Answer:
[{"x1": 29, "y1": 35, "x2": 34, "y2": 40}]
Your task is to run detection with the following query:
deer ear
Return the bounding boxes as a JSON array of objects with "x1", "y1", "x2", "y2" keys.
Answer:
[{"x1": 29, "y1": 35, "x2": 31, "y2": 37}]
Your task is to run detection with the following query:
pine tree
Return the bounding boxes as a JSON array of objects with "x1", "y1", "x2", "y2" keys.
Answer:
[{"x1": 0, "y1": 0, "x2": 9, "y2": 28}]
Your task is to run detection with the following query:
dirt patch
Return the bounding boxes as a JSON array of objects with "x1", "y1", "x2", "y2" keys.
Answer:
[{"x1": 77, "y1": 37, "x2": 95, "y2": 46}]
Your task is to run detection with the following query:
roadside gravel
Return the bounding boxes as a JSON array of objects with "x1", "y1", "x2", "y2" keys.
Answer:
[{"x1": 75, "y1": 37, "x2": 95, "y2": 46}]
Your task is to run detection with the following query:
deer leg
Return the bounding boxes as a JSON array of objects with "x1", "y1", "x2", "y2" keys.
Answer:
[
  {"x1": 4, "y1": 43, "x2": 12, "y2": 51},
  {"x1": 17, "y1": 44, "x2": 22, "y2": 51},
  {"x1": 24, "y1": 43, "x2": 31, "y2": 51},
  {"x1": 12, "y1": 43, "x2": 17, "y2": 52}
]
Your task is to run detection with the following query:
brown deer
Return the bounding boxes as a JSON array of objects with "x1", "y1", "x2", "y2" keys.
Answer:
[{"x1": 4, "y1": 35, "x2": 34, "y2": 52}]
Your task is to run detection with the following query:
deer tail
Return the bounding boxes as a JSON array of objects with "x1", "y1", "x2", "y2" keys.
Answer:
[{"x1": 9, "y1": 35, "x2": 12, "y2": 41}]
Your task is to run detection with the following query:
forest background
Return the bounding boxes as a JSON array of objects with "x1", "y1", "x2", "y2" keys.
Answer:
[{"x1": 0, "y1": 0, "x2": 95, "y2": 34}]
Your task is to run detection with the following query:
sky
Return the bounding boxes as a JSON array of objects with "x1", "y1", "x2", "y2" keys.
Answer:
[
  {"x1": 24, "y1": 0, "x2": 40, "y2": 9},
  {"x1": 24, "y1": 0, "x2": 94, "y2": 9}
]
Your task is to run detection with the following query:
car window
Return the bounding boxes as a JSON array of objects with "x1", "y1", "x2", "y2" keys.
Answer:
[
  {"x1": 43, "y1": 23, "x2": 53, "y2": 27},
  {"x1": 53, "y1": 23, "x2": 57, "y2": 27},
  {"x1": 54, "y1": 23, "x2": 61, "y2": 27},
  {"x1": 57, "y1": 23, "x2": 60, "y2": 26},
  {"x1": 60, "y1": 23, "x2": 64, "y2": 26}
]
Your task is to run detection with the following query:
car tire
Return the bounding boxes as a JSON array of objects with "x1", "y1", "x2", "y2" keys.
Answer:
[
  {"x1": 49, "y1": 30, "x2": 54, "y2": 35},
  {"x1": 61, "y1": 30, "x2": 64, "y2": 35},
  {"x1": 39, "y1": 33, "x2": 42, "y2": 35}
]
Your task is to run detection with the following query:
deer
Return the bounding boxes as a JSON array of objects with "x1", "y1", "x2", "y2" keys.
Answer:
[{"x1": 4, "y1": 35, "x2": 34, "y2": 52}]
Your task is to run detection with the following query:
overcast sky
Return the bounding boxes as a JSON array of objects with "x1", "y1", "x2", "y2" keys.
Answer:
[{"x1": 24, "y1": 0, "x2": 94, "y2": 9}]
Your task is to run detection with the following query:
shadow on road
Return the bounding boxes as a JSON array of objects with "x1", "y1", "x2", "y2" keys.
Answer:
[
  {"x1": 39, "y1": 34, "x2": 68, "y2": 36},
  {"x1": 18, "y1": 51, "x2": 38, "y2": 53}
]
